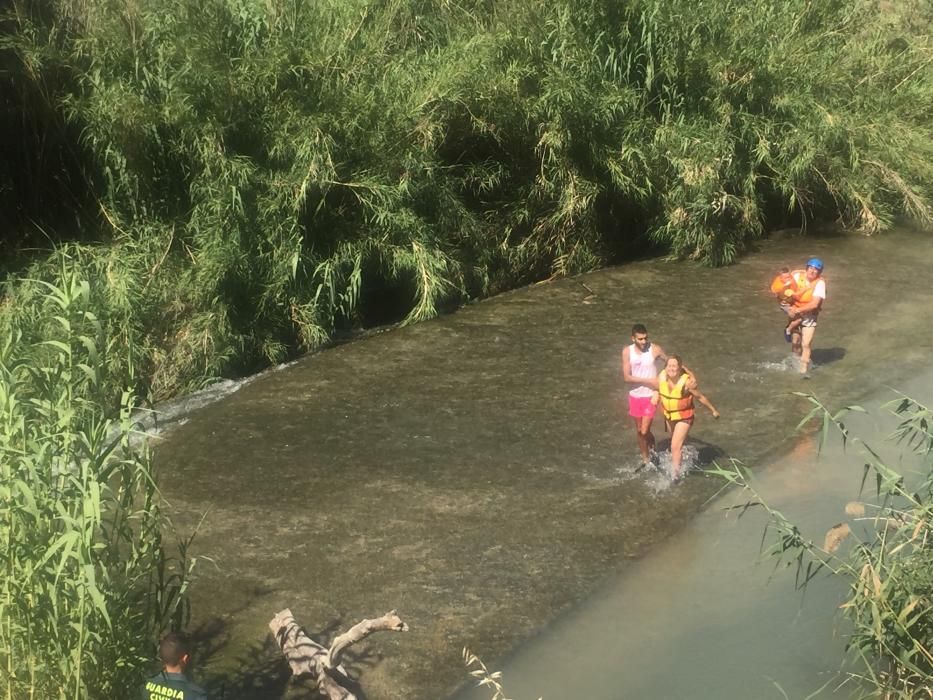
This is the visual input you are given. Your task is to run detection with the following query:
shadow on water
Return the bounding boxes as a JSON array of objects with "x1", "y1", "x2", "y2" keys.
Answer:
[
  {"x1": 692, "y1": 438, "x2": 726, "y2": 466},
  {"x1": 811, "y1": 347, "x2": 846, "y2": 365},
  {"x1": 200, "y1": 636, "x2": 291, "y2": 700},
  {"x1": 185, "y1": 585, "x2": 290, "y2": 700}
]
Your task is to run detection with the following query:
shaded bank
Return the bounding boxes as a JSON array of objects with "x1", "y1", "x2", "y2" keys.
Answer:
[{"x1": 152, "y1": 228, "x2": 933, "y2": 699}]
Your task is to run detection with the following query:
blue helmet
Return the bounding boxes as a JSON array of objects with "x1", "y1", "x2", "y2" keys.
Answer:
[{"x1": 806, "y1": 257, "x2": 824, "y2": 271}]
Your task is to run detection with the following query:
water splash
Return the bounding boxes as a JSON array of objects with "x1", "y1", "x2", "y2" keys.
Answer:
[
  {"x1": 640, "y1": 444, "x2": 703, "y2": 492},
  {"x1": 110, "y1": 358, "x2": 303, "y2": 448},
  {"x1": 753, "y1": 355, "x2": 801, "y2": 373},
  {"x1": 752, "y1": 353, "x2": 826, "y2": 376},
  {"x1": 580, "y1": 443, "x2": 708, "y2": 489}
]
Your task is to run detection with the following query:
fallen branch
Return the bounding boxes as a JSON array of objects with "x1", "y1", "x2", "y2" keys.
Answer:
[{"x1": 269, "y1": 608, "x2": 409, "y2": 700}]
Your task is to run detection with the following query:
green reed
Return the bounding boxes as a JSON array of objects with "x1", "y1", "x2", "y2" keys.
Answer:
[
  {"x1": 0, "y1": 271, "x2": 191, "y2": 699},
  {"x1": 711, "y1": 393, "x2": 933, "y2": 697},
  {"x1": 1, "y1": 0, "x2": 931, "y2": 401}
]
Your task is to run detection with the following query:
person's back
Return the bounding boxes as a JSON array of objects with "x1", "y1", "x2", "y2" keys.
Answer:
[
  {"x1": 140, "y1": 632, "x2": 207, "y2": 700},
  {"x1": 142, "y1": 670, "x2": 207, "y2": 699}
]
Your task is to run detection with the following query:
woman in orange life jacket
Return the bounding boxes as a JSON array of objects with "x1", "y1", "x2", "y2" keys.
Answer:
[{"x1": 651, "y1": 356, "x2": 720, "y2": 481}]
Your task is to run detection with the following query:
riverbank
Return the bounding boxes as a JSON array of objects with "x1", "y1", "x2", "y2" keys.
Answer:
[{"x1": 150, "y1": 228, "x2": 933, "y2": 699}]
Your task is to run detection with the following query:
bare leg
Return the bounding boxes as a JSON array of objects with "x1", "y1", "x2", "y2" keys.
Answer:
[
  {"x1": 670, "y1": 420, "x2": 692, "y2": 480},
  {"x1": 790, "y1": 327, "x2": 802, "y2": 356},
  {"x1": 643, "y1": 416, "x2": 656, "y2": 457},
  {"x1": 633, "y1": 416, "x2": 655, "y2": 462},
  {"x1": 799, "y1": 325, "x2": 816, "y2": 374}
]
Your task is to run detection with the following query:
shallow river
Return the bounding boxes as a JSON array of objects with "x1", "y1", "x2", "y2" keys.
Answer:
[
  {"x1": 453, "y1": 373, "x2": 933, "y2": 700},
  {"x1": 151, "y1": 228, "x2": 933, "y2": 699}
]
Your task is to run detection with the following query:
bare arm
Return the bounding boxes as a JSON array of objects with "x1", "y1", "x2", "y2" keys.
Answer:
[
  {"x1": 621, "y1": 346, "x2": 634, "y2": 382},
  {"x1": 689, "y1": 387, "x2": 720, "y2": 418}
]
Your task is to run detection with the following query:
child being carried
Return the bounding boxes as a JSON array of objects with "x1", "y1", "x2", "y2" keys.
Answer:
[{"x1": 770, "y1": 267, "x2": 803, "y2": 341}]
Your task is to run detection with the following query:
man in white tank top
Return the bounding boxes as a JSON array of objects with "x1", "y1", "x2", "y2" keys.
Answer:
[
  {"x1": 622, "y1": 324, "x2": 667, "y2": 466},
  {"x1": 621, "y1": 324, "x2": 695, "y2": 467}
]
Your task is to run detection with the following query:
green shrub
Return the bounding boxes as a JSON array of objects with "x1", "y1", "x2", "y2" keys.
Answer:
[
  {"x1": 0, "y1": 271, "x2": 191, "y2": 700},
  {"x1": 1, "y1": 0, "x2": 930, "y2": 398}
]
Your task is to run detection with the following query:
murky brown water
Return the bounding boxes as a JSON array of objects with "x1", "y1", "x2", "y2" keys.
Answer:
[{"x1": 151, "y1": 228, "x2": 933, "y2": 699}]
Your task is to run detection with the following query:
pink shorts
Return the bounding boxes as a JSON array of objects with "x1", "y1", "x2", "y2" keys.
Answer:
[{"x1": 628, "y1": 395, "x2": 657, "y2": 418}]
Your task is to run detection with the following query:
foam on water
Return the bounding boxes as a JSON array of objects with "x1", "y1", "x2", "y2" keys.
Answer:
[
  {"x1": 580, "y1": 443, "x2": 705, "y2": 490},
  {"x1": 752, "y1": 353, "x2": 827, "y2": 376},
  {"x1": 639, "y1": 443, "x2": 703, "y2": 492},
  {"x1": 134, "y1": 378, "x2": 255, "y2": 442},
  {"x1": 145, "y1": 358, "x2": 302, "y2": 438},
  {"x1": 107, "y1": 358, "x2": 304, "y2": 448},
  {"x1": 753, "y1": 355, "x2": 801, "y2": 373}
]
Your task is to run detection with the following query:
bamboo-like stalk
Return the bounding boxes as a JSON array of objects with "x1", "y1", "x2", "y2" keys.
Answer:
[
  {"x1": 1, "y1": 0, "x2": 930, "y2": 403},
  {"x1": 709, "y1": 392, "x2": 933, "y2": 696},
  {"x1": 0, "y1": 273, "x2": 193, "y2": 699}
]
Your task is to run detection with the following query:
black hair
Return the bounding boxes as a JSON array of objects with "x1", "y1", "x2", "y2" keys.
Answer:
[
  {"x1": 159, "y1": 632, "x2": 191, "y2": 667},
  {"x1": 631, "y1": 323, "x2": 648, "y2": 336}
]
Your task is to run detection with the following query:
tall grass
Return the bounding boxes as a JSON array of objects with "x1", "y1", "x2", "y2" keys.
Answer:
[
  {"x1": 712, "y1": 394, "x2": 933, "y2": 696},
  {"x1": 1, "y1": 0, "x2": 931, "y2": 399},
  {"x1": 0, "y1": 270, "x2": 191, "y2": 699}
]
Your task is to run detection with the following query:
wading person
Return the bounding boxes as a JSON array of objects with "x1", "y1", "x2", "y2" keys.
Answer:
[
  {"x1": 787, "y1": 258, "x2": 826, "y2": 377},
  {"x1": 141, "y1": 632, "x2": 208, "y2": 700},
  {"x1": 621, "y1": 324, "x2": 693, "y2": 468},
  {"x1": 652, "y1": 356, "x2": 719, "y2": 481}
]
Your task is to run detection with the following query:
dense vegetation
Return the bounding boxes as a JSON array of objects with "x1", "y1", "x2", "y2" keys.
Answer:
[
  {"x1": 1, "y1": 2, "x2": 931, "y2": 696},
  {"x1": 2, "y1": 0, "x2": 931, "y2": 401},
  {"x1": 0, "y1": 276, "x2": 191, "y2": 700}
]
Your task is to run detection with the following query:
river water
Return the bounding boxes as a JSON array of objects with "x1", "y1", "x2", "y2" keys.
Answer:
[
  {"x1": 151, "y1": 228, "x2": 933, "y2": 699},
  {"x1": 453, "y1": 376, "x2": 933, "y2": 700}
]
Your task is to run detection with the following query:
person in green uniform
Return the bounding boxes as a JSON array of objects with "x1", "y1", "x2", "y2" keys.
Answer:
[{"x1": 140, "y1": 632, "x2": 208, "y2": 700}]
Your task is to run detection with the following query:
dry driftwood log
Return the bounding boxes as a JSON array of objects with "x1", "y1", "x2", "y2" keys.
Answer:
[{"x1": 269, "y1": 608, "x2": 409, "y2": 700}]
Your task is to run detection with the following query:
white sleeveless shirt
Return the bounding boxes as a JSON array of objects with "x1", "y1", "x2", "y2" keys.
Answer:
[{"x1": 628, "y1": 343, "x2": 656, "y2": 398}]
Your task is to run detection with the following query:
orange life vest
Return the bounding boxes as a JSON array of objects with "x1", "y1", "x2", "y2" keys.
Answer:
[
  {"x1": 770, "y1": 273, "x2": 799, "y2": 303},
  {"x1": 658, "y1": 372, "x2": 694, "y2": 422},
  {"x1": 790, "y1": 269, "x2": 826, "y2": 308}
]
